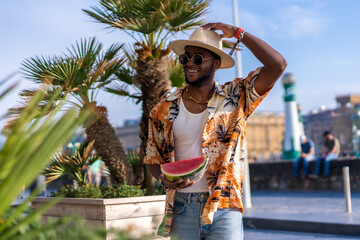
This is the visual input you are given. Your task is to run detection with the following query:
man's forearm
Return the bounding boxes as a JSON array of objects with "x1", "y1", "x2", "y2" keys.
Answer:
[
  {"x1": 330, "y1": 146, "x2": 337, "y2": 154},
  {"x1": 242, "y1": 32, "x2": 287, "y2": 75},
  {"x1": 241, "y1": 32, "x2": 287, "y2": 95},
  {"x1": 309, "y1": 148, "x2": 315, "y2": 155}
]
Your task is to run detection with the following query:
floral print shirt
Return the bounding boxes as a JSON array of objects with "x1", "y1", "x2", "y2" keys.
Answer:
[{"x1": 144, "y1": 67, "x2": 269, "y2": 237}]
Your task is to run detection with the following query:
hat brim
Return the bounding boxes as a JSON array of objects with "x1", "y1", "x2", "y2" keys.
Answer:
[{"x1": 169, "y1": 40, "x2": 235, "y2": 69}]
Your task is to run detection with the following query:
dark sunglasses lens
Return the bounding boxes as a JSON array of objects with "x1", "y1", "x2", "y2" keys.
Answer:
[
  {"x1": 193, "y1": 54, "x2": 203, "y2": 65},
  {"x1": 179, "y1": 54, "x2": 188, "y2": 65}
]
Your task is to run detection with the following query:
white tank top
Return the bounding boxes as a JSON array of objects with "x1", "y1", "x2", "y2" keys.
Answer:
[{"x1": 173, "y1": 97, "x2": 209, "y2": 193}]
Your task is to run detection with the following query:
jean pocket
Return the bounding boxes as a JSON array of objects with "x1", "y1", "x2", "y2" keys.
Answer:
[{"x1": 173, "y1": 198, "x2": 187, "y2": 215}]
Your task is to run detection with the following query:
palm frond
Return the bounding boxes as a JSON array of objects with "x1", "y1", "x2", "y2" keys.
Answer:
[
  {"x1": 63, "y1": 38, "x2": 102, "y2": 89},
  {"x1": 0, "y1": 79, "x2": 17, "y2": 101},
  {"x1": 67, "y1": 37, "x2": 102, "y2": 61},
  {"x1": 4, "y1": 86, "x2": 66, "y2": 131},
  {"x1": 162, "y1": 0, "x2": 209, "y2": 32},
  {"x1": 104, "y1": 64, "x2": 144, "y2": 100},
  {"x1": 104, "y1": 85, "x2": 130, "y2": 97},
  {"x1": 94, "y1": 57, "x2": 125, "y2": 87},
  {"x1": 83, "y1": 0, "x2": 210, "y2": 58},
  {"x1": 122, "y1": 43, "x2": 137, "y2": 70},
  {"x1": 20, "y1": 37, "x2": 125, "y2": 111},
  {"x1": 21, "y1": 55, "x2": 53, "y2": 83},
  {"x1": 222, "y1": 40, "x2": 241, "y2": 50},
  {"x1": 43, "y1": 153, "x2": 70, "y2": 183},
  {"x1": 43, "y1": 140, "x2": 97, "y2": 186},
  {"x1": 84, "y1": 0, "x2": 165, "y2": 34},
  {"x1": 168, "y1": 55, "x2": 185, "y2": 87},
  {"x1": 103, "y1": 78, "x2": 142, "y2": 102},
  {"x1": 115, "y1": 66, "x2": 135, "y2": 85},
  {"x1": 102, "y1": 42, "x2": 124, "y2": 62}
]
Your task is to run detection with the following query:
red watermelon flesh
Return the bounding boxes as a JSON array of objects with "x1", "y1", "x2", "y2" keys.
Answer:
[{"x1": 161, "y1": 156, "x2": 207, "y2": 182}]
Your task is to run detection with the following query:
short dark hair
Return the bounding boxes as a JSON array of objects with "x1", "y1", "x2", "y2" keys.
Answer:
[{"x1": 323, "y1": 131, "x2": 331, "y2": 137}]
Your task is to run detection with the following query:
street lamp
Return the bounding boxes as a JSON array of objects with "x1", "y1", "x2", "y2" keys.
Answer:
[{"x1": 232, "y1": 0, "x2": 252, "y2": 208}]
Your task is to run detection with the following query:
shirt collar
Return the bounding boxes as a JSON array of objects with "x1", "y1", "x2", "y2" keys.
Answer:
[{"x1": 166, "y1": 81, "x2": 225, "y2": 102}]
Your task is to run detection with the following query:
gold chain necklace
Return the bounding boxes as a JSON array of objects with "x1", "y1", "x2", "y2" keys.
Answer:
[{"x1": 186, "y1": 85, "x2": 215, "y2": 105}]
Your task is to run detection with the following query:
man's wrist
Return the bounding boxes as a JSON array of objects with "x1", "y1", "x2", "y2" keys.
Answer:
[
  {"x1": 234, "y1": 27, "x2": 246, "y2": 41},
  {"x1": 159, "y1": 177, "x2": 171, "y2": 191}
]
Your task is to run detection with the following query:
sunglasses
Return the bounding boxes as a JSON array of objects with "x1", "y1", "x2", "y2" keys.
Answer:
[{"x1": 179, "y1": 54, "x2": 214, "y2": 66}]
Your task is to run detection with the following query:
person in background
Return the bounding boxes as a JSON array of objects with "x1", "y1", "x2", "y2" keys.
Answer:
[
  {"x1": 89, "y1": 159, "x2": 102, "y2": 186},
  {"x1": 312, "y1": 131, "x2": 340, "y2": 178},
  {"x1": 293, "y1": 135, "x2": 315, "y2": 179}
]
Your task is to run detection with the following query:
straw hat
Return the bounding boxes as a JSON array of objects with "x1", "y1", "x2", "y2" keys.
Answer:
[{"x1": 169, "y1": 27, "x2": 235, "y2": 69}]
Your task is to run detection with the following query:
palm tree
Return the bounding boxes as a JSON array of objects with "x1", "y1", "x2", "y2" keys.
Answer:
[
  {"x1": 11, "y1": 37, "x2": 135, "y2": 184},
  {"x1": 83, "y1": 0, "x2": 210, "y2": 192}
]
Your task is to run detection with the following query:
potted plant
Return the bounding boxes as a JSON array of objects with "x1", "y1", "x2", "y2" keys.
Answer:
[{"x1": 31, "y1": 140, "x2": 166, "y2": 239}]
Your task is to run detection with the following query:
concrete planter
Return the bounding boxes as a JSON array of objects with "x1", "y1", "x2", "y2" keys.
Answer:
[{"x1": 31, "y1": 195, "x2": 166, "y2": 239}]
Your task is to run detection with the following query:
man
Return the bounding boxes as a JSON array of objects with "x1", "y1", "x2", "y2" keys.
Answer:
[
  {"x1": 313, "y1": 131, "x2": 340, "y2": 178},
  {"x1": 293, "y1": 135, "x2": 315, "y2": 179},
  {"x1": 144, "y1": 22, "x2": 287, "y2": 239}
]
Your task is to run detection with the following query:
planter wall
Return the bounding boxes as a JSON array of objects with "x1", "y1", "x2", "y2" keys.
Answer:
[
  {"x1": 249, "y1": 158, "x2": 360, "y2": 191},
  {"x1": 31, "y1": 195, "x2": 166, "y2": 239}
]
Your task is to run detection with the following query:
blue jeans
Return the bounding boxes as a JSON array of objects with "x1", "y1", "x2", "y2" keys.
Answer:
[
  {"x1": 293, "y1": 155, "x2": 315, "y2": 177},
  {"x1": 171, "y1": 192, "x2": 244, "y2": 240},
  {"x1": 314, "y1": 153, "x2": 339, "y2": 177}
]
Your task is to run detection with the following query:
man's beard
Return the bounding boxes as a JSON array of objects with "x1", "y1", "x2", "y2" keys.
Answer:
[
  {"x1": 185, "y1": 74, "x2": 211, "y2": 86},
  {"x1": 185, "y1": 65, "x2": 215, "y2": 87}
]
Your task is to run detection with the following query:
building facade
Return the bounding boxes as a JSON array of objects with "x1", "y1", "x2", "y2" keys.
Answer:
[
  {"x1": 303, "y1": 94, "x2": 360, "y2": 155},
  {"x1": 115, "y1": 120, "x2": 141, "y2": 152},
  {"x1": 246, "y1": 112, "x2": 285, "y2": 162}
]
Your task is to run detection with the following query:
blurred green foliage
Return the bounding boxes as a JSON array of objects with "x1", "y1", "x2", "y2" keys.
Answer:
[{"x1": 50, "y1": 184, "x2": 146, "y2": 198}]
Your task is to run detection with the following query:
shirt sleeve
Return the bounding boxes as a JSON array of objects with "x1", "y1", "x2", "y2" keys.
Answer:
[
  {"x1": 233, "y1": 67, "x2": 272, "y2": 117},
  {"x1": 309, "y1": 140, "x2": 315, "y2": 148},
  {"x1": 144, "y1": 113, "x2": 166, "y2": 165}
]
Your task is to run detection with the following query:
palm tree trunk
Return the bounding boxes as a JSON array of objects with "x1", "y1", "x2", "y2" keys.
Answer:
[
  {"x1": 135, "y1": 57, "x2": 172, "y2": 195},
  {"x1": 85, "y1": 103, "x2": 135, "y2": 185}
]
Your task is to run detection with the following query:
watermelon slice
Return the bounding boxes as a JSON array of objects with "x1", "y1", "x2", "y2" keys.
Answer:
[{"x1": 161, "y1": 156, "x2": 208, "y2": 182}]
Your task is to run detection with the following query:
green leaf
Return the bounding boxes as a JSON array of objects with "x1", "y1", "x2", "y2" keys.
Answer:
[
  {"x1": 104, "y1": 87, "x2": 130, "y2": 97},
  {"x1": 168, "y1": 56, "x2": 185, "y2": 87},
  {"x1": 0, "y1": 80, "x2": 94, "y2": 238}
]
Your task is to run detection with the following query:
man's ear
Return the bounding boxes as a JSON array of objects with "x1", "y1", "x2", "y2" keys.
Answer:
[{"x1": 215, "y1": 59, "x2": 221, "y2": 70}]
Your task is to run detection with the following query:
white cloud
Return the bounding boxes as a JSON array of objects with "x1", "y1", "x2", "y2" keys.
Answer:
[
  {"x1": 238, "y1": 11, "x2": 267, "y2": 37},
  {"x1": 277, "y1": 4, "x2": 329, "y2": 38},
  {"x1": 234, "y1": 3, "x2": 329, "y2": 39}
]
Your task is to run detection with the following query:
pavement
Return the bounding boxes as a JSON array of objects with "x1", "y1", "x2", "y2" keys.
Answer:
[
  {"x1": 244, "y1": 229, "x2": 360, "y2": 240},
  {"x1": 15, "y1": 189, "x2": 360, "y2": 239},
  {"x1": 243, "y1": 191, "x2": 360, "y2": 237}
]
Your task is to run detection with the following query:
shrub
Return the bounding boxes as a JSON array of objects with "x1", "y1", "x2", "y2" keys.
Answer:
[{"x1": 50, "y1": 184, "x2": 146, "y2": 198}]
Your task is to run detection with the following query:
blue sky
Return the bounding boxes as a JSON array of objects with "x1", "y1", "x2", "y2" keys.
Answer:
[{"x1": 1, "y1": 0, "x2": 359, "y2": 128}]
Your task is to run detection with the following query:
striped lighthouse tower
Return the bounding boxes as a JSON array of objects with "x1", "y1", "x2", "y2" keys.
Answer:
[
  {"x1": 282, "y1": 73, "x2": 301, "y2": 160},
  {"x1": 297, "y1": 104, "x2": 305, "y2": 136}
]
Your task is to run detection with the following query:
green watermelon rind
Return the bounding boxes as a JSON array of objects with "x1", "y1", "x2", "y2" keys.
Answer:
[{"x1": 161, "y1": 157, "x2": 208, "y2": 182}]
